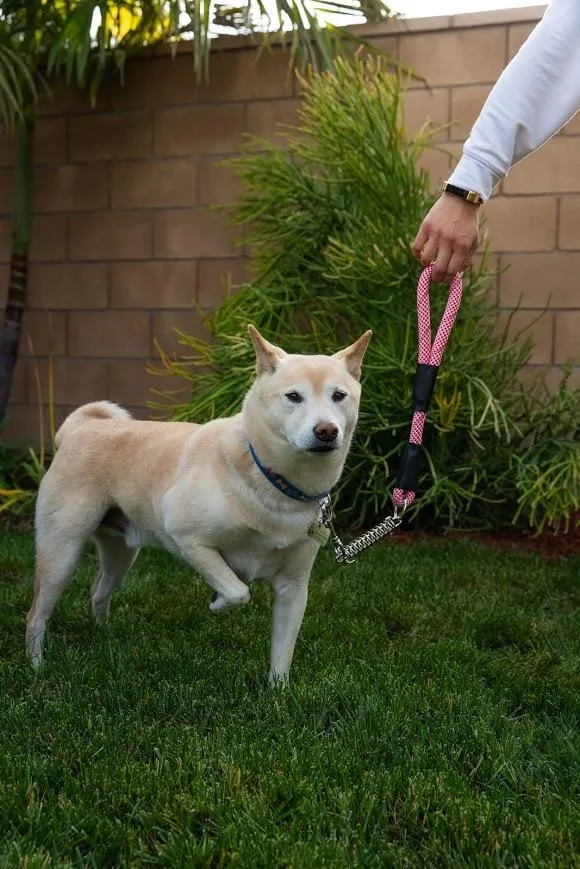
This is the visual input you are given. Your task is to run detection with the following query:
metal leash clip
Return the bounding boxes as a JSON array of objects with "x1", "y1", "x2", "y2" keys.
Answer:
[{"x1": 317, "y1": 495, "x2": 405, "y2": 565}]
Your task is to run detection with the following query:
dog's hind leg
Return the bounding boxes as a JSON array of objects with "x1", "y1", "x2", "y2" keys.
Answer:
[
  {"x1": 27, "y1": 475, "x2": 106, "y2": 668},
  {"x1": 26, "y1": 533, "x2": 85, "y2": 669},
  {"x1": 91, "y1": 530, "x2": 138, "y2": 625}
]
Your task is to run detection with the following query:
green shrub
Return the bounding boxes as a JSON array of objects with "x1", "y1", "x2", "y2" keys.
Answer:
[
  {"x1": 510, "y1": 369, "x2": 580, "y2": 533},
  {"x1": 151, "y1": 55, "x2": 579, "y2": 533},
  {"x1": 0, "y1": 359, "x2": 54, "y2": 520},
  {"x1": 0, "y1": 443, "x2": 44, "y2": 519}
]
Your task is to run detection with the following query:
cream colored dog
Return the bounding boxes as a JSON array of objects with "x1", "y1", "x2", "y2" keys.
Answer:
[{"x1": 27, "y1": 325, "x2": 371, "y2": 683}]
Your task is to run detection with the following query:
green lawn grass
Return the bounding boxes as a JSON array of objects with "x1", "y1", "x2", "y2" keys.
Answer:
[{"x1": 0, "y1": 525, "x2": 579, "y2": 868}]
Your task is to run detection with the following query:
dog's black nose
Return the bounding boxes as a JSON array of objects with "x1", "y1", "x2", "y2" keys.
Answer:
[{"x1": 313, "y1": 422, "x2": 338, "y2": 442}]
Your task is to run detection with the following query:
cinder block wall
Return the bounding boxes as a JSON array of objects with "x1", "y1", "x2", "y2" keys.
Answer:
[{"x1": 1, "y1": 5, "x2": 578, "y2": 443}]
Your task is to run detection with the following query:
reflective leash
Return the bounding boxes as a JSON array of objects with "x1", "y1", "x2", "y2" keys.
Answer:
[{"x1": 318, "y1": 264, "x2": 463, "y2": 563}]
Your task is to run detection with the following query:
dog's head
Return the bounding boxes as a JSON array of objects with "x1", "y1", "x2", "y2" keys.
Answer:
[{"x1": 243, "y1": 325, "x2": 372, "y2": 461}]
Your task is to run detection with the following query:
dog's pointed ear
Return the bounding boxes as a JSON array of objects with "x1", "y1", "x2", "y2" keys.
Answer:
[
  {"x1": 332, "y1": 330, "x2": 372, "y2": 381},
  {"x1": 248, "y1": 325, "x2": 287, "y2": 375}
]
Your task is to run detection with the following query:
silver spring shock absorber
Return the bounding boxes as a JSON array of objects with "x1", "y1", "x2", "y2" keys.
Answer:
[{"x1": 332, "y1": 513, "x2": 403, "y2": 564}]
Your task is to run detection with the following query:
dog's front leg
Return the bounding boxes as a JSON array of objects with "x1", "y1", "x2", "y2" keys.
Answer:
[
  {"x1": 177, "y1": 540, "x2": 251, "y2": 613},
  {"x1": 269, "y1": 572, "x2": 310, "y2": 686}
]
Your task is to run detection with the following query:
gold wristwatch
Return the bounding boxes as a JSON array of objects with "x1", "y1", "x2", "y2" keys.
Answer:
[{"x1": 441, "y1": 181, "x2": 483, "y2": 205}]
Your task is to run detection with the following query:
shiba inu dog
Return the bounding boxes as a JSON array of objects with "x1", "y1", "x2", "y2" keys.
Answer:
[{"x1": 27, "y1": 325, "x2": 371, "y2": 683}]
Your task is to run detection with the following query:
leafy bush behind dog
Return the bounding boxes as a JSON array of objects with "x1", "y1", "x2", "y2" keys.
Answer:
[{"x1": 152, "y1": 55, "x2": 579, "y2": 533}]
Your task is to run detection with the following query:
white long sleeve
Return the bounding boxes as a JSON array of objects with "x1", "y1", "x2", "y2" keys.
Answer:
[{"x1": 448, "y1": 0, "x2": 580, "y2": 201}]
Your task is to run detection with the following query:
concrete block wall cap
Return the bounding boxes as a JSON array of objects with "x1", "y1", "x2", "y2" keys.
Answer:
[
  {"x1": 450, "y1": 7, "x2": 546, "y2": 28},
  {"x1": 145, "y1": 6, "x2": 547, "y2": 58},
  {"x1": 33, "y1": 8, "x2": 548, "y2": 67}
]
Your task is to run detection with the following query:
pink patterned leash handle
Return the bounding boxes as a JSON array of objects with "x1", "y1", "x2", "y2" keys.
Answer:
[{"x1": 392, "y1": 265, "x2": 463, "y2": 509}]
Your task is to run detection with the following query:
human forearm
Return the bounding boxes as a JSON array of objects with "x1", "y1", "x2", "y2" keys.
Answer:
[{"x1": 448, "y1": 0, "x2": 580, "y2": 200}]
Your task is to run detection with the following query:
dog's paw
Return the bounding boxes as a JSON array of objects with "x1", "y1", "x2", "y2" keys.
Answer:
[
  {"x1": 209, "y1": 593, "x2": 233, "y2": 614},
  {"x1": 91, "y1": 600, "x2": 111, "y2": 626},
  {"x1": 209, "y1": 589, "x2": 250, "y2": 614},
  {"x1": 29, "y1": 653, "x2": 44, "y2": 671},
  {"x1": 209, "y1": 591, "x2": 223, "y2": 612},
  {"x1": 269, "y1": 669, "x2": 290, "y2": 689}
]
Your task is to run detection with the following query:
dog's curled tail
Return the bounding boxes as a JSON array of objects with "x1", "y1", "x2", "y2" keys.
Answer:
[{"x1": 55, "y1": 401, "x2": 132, "y2": 449}]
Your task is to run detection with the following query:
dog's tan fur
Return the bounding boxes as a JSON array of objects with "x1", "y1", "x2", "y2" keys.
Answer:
[{"x1": 27, "y1": 326, "x2": 371, "y2": 682}]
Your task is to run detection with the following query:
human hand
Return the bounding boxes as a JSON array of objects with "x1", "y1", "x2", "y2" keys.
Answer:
[{"x1": 411, "y1": 193, "x2": 480, "y2": 283}]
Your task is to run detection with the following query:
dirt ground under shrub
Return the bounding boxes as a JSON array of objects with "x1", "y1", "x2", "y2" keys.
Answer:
[{"x1": 391, "y1": 516, "x2": 580, "y2": 560}]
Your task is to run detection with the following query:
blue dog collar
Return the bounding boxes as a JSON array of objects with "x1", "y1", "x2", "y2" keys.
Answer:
[{"x1": 248, "y1": 443, "x2": 329, "y2": 502}]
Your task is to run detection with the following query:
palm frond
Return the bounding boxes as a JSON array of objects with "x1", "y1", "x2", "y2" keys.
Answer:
[
  {"x1": 2, "y1": 0, "x2": 401, "y2": 102},
  {"x1": 0, "y1": 39, "x2": 36, "y2": 133},
  {"x1": 181, "y1": 0, "x2": 400, "y2": 81}
]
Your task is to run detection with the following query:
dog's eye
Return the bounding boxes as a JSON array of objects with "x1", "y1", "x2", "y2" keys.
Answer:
[
  {"x1": 285, "y1": 391, "x2": 303, "y2": 404},
  {"x1": 332, "y1": 390, "x2": 347, "y2": 403}
]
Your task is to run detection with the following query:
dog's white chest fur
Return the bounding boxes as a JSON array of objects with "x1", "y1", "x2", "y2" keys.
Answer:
[
  {"x1": 222, "y1": 543, "x2": 285, "y2": 583},
  {"x1": 219, "y1": 520, "x2": 317, "y2": 582}
]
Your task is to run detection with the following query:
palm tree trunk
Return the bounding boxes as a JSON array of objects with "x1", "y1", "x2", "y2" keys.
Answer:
[{"x1": 0, "y1": 114, "x2": 34, "y2": 427}]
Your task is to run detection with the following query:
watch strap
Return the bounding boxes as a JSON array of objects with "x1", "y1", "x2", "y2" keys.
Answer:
[{"x1": 441, "y1": 181, "x2": 483, "y2": 205}]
